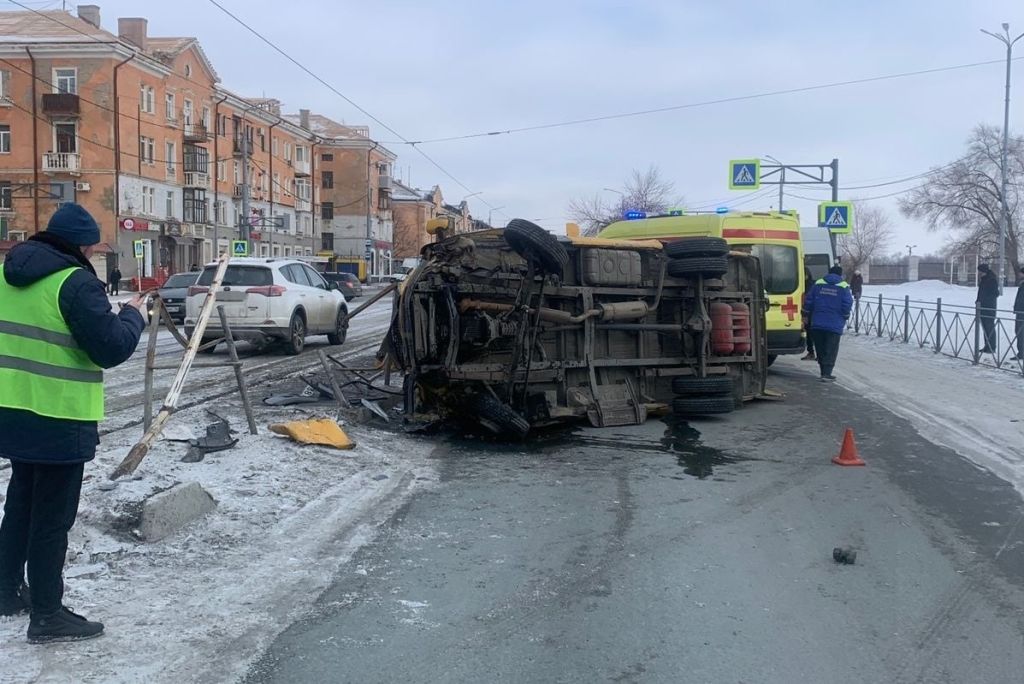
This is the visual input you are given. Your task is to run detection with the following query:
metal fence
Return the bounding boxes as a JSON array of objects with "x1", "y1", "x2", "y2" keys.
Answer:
[{"x1": 847, "y1": 294, "x2": 1024, "y2": 376}]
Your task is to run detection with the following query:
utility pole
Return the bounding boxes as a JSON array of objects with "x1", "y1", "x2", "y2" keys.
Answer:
[
  {"x1": 240, "y1": 123, "x2": 251, "y2": 254},
  {"x1": 981, "y1": 23, "x2": 1024, "y2": 294}
]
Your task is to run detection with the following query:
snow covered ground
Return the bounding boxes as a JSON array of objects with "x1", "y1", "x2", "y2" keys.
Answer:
[{"x1": 0, "y1": 299, "x2": 437, "y2": 683}]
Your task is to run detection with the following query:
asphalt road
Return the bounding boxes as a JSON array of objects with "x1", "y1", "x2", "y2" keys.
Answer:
[{"x1": 244, "y1": 360, "x2": 1024, "y2": 684}]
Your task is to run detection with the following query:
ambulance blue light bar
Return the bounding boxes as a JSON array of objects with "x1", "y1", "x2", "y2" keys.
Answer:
[{"x1": 624, "y1": 210, "x2": 646, "y2": 220}]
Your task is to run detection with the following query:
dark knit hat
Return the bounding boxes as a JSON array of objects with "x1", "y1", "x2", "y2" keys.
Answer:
[
  {"x1": 45, "y1": 203, "x2": 100, "y2": 246},
  {"x1": 978, "y1": 263, "x2": 990, "y2": 273},
  {"x1": 828, "y1": 265, "x2": 843, "y2": 276}
]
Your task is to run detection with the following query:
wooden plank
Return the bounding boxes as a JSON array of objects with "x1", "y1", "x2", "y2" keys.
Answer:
[
  {"x1": 110, "y1": 252, "x2": 231, "y2": 480},
  {"x1": 218, "y1": 305, "x2": 258, "y2": 436}
]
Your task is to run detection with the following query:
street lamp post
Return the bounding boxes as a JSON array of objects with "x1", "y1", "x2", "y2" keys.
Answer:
[
  {"x1": 765, "y1": 155, "x2": 785, "y2": 211},
  {"x1": 906, "y1": 244, "x2": 917, "y2": 258},
  {"x1": 488, "y1": 206, "x2": 505, "y2": 227},
  {"x1": 981, "y1": 23, "x2": 1024, "y2": 294}
]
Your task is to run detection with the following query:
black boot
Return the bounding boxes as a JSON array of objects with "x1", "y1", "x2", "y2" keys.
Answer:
[
  {"x1": 0, "y1": 583, "x2": 31, "y2": 617},
  {"x1": 27, "y1": 607, "x2": 104, "y2": 644}
]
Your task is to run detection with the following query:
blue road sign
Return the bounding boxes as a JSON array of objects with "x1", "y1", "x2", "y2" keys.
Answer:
[
  {"x1": 232, "y1": 240, "x2": 249, "y2": 256},
  {"x1": 818, "y1": 202, "x2": 853, "y2": 234},
  {"x1": 729, "y1": 159, "x2": 760, "y2": 190}
]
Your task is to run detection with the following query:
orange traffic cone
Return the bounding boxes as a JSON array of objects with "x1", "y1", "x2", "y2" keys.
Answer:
[{"x1": 832, "y1": 428, "x2": 866, "y2": 467}]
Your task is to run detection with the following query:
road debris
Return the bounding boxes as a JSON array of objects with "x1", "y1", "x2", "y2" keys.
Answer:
[
  {"x1": 832, "y1": 546, "x2": 858, "y2": 565},
  {"x1": 269, "y1": 418, "x2": 357, "y2": 450}
]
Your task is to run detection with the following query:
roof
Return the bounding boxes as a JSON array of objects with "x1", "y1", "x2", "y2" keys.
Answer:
[
  {"x1": 390, "y1": 179, "x2": 424, "y2": 202},
  {"x1": 0, "y1": 9, "x2": 116, "y2": 43},
  {"x1": 146, "y1": 36, "x2": 192, "y2": 54},
  {"x1": 283, "y1": 112, "x2": 371, "y2": 140}
]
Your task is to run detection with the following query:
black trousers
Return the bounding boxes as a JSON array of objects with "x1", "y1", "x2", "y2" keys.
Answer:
[
  {"x1": 0, "y1": 461, "x2": 84, "y2": 616},
  {"x1": 811, "y1": 329, "x2": 842, "y2": 377},
  {"x1": 1016, "y1": 314, "x2": 1024, "y2": 356},
  {"x1": 980, "y1": 308, "x2": 997, "y2": 351},
  {"x1": 804, "y1": 319, "x2": 814, "y2": 354}
]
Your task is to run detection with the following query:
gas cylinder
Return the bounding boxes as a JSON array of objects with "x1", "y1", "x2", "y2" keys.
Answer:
[
  {"x1": 710, "y1": 302, "x2": 734, "y2": 355},
  {"x1": 730, "y1": 302, "x2": 751, "y2": 354}
]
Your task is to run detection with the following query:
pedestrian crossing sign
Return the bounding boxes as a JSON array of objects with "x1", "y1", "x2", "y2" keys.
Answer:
[
  {"x1": 729, "y1": 159, "x2": 760, "y2": 190},
  {"x1": 132, "y1": 240, "x2": 144, "y2": 259},
  {"x1": 818, "y1": 201, "x2": 853, "y2": 235},
  {"x1": 232, "y1": 240, "x2": 249, "y2": 257}
]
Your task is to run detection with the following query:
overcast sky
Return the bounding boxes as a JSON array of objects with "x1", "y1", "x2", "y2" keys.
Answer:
[{"x1": 62, "y1": 0, "x2": 1024, "y2": 254}]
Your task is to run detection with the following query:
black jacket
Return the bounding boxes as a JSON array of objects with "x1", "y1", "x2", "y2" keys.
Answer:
[
  {"x1": 1015, "y1": 281, "x2": 1024, "y2": 314},
  {"x1": 0, "y1": 236, "x2": 145, "y2": 464},
  {"x1": 977, "y1": 271, "x2": 999, "y2": 309}
]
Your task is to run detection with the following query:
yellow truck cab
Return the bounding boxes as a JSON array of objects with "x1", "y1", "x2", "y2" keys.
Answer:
[{"x1": 599, "y1": 211, "x2": 805, "y2": 360}]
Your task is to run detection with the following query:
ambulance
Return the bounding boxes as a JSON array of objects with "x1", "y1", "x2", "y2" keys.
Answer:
[{"x1": 599, "y1": 211, "x2": 805, "y2": 361}]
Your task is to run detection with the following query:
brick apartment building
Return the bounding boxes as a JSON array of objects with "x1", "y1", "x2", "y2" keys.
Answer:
[
  {"x1": 391, "y1": 180, "x2": 477, "y2": 259},
  {"x1": 285, "y1": 112, "x2": 396, "y2": 276},
  {"x1": 0, "y1": 6, "x2": 321, "y2": 283}
]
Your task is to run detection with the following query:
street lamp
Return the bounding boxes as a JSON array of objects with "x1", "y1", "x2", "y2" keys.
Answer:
[
  {"x1": 906, "y1": 244, "x2": 917, "y2": 257},
  {"x1": 981, "y1": 22, "x2": 1024, "y2": 294},
  {"x1": 488, "y1": 205, "x2": 505, "y2": 227}
]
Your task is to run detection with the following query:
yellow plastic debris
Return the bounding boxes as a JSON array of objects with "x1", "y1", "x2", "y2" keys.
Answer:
[{"x1": 269, "y1": 418, "x2": 356, "y2": 450}]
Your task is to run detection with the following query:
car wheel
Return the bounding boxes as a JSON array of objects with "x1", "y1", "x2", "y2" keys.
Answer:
[
  {"x1": 503, "y1": 219, "x2": 570, "y2": 277},
  {"x1": 464, "y1": 393, "x2": 530, "y2": 438},
  {"x1": 664, "y1": 237, "x2": 729, "y2": 259},
  {"x1": 283, "y1": 311, "x2": 306, "y2": 355},
  {"x1": 666, "y1": 256, "x2": 729, "y2": 279},
  {"x1": 327, "y1": 307, "x2": 349, "y2": 346}
]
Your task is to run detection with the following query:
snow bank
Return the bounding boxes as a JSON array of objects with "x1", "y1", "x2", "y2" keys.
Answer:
[{"x1": 862, "y1": 279, "x2": 1020, "y2": 312}]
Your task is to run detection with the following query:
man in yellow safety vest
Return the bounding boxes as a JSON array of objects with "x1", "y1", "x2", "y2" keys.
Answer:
[{"x1": 0, "y1": 203, "x2": 146, "y2": 643}]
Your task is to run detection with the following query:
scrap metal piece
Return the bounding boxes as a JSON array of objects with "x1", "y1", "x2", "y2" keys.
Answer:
[
  {"x1": 361, "y1": 399, "x2": 390, "y2": 422},
  {"x1": 269, "y1": 418, "x2": 356, "y2": 450}
]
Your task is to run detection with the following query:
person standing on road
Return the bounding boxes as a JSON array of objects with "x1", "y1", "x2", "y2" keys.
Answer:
[
  {"x1": 804, "y1": 265, "x2": 853, "y2": 382},
  {"x1": 108, "y1": 266, "x2": 121, "y2": 296},
  {"x1": 850, "y1": 270, "x2": 863, "y2": 301},
  {"x1": 801, "y1": 267, "x2": 815, "y2": 361},
  {"x1": 976, "y1": 263, "x2": 999, "y2": 354},
  {"x1": 1012, "y1": 266, "x2": 1024, "y2": 362},
  {"x1": 0, "y1": 203, "x2": 147, "y2": 643}
]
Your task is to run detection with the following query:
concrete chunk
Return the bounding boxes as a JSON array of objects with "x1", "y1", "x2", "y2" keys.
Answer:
[{"x1": 138, "y1": 482, "x2": 217, "y2": 542}]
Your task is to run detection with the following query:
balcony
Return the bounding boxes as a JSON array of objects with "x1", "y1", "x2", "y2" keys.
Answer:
[
  {"x1": 294, "y1": 197, "x2": 311, "y2": 212},
  {"x1": 42, "y1": 152, "x2": 80, "y2": 174},
  {"x1": 293, "y1": 159, "x2": 311, "y2": 177},
  {"x1": 183, "y1": 123, "x2": 209, "y2": 143},
  {"x1": 378, "y1": 175, "x2": 393, "y2": 192},
  {"x1": 165, "y1": 165, "x2": 176, "y2": 182},
  {"x1": 232, "y1": 137, "x2": 253, "y2": 157},
  {"x1": 184, "y1": 172, "x2": 210, "y2": 189},
  {"x1": 41, "y1": 93, "x2": 79, "y2": 117}
]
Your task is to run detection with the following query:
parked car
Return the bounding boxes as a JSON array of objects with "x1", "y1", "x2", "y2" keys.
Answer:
[
  {"x1": 321, "y1": 271, "x2": 363, "y2": 299},
  {"x1": 155, "y1": 271, "x2": 200, "y2": 324},
  {"x1": 183, "y1": 258, "x2": 349, "y2": 355}
]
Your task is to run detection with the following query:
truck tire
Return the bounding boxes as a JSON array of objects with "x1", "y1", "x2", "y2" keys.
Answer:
[
  {"x1": 665, "y1": 237, "x2": 729, "y2": 259},
  {"x1": 504, "y1": 219, "x2": 569, "y2": 277},
  {"x1": 671, "y1": 376, "x2": 734, "y2": 396},
  {"x1": 282, "y1": 311, "x2": 306, "y2": 356},
  {"x1": 667, "y1": 255, "x2": 729, "y2": 279},
  {"x1": 672, "y1": 396, "x2": 735, "y2": 415},
  {"x1": 327, "y1": 307, "x2": 349, "y2": 346},
  {"x1": 466, "y1": 393, "x2": 530, "y2": 438}
]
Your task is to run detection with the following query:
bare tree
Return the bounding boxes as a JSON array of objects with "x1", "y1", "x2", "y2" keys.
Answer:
[
  {"x1": 568, "y1": 165, "x2": 683, "y2": 236},
  {"x1": 899, "y1": 124, "x2": 1023, "y2": 275},
  {"x1": 837, "y1": 202, "x2": 893, "y2": 273}
]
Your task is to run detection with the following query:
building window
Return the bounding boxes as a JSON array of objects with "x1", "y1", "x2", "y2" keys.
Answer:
[
  {"x1": 183, "y1": 144, "x2": 209, "y2": 173},
  {"x1": 183, "y1": 99, "x2": 194, "y2": 125},
  {"x1": 140, "y1": 85, "x2": 155, "y2": 114},
  {"x1": 166, "y1": 190, "x2": 175, "y2": 218},
  {"x1": 139, "y1": 136, "x2": 155, "y2": 164},
  {"x1": 378, "y1": 194, "x2": 390, "y2": 211},
  {"x1": 321, "y1": 232, "x2": 334, "y2": 251},
  {"x1": 165, "y1": 141, "x2": 176, "y2": 174},
  {"x1": 216, "y1": 113, "x2": 227, "y2": 136},
  {"x1": 53, "y1": 68, "x2": 77, "y2": 94},
  {"x1": 295, "y1": 145, "x2": 307, "y2": 163},
  {"x1": 184, "y1": 64, "x2": 192, "y2": 78},
  {"x1": 0, "y1": 181, "x2": 11, "y2": 210},
  {"x1": 0, "y1": 124, "x2": 9, "y2": 154},
  {"x1": 183, "y1": 189, "x2": 207, "y2": 223},
  {"x1": 322, "y1": 171, "x2": 333, "y2": 189},
  {"x1": 142, "y1": 186, "x2": 155, "y2": 215},
  {"x1": 321, "y1": 152, "x2": 333, "y2": 162},
  {"x1": 321, "y1": 201, "x2": 333, "y2": 220},
  {"x1": 284, "y1": 143, "x2": 292, "y2": 161},
  {"x1": 272, "y1": 137, "x2": 278, "y2": 156},
  {"x1": 258, "y1": 128, "x2": 266, "y2": 152},
  {"x1": 273, "y1": 173, "x2": 281, "y2": 199},
  {"x1": 216, "y1": 160, "x2": 226, "y2": 182},
  {"x1": 201, "y1": 106, "x2": 211, "y2": 130},
  {"x1": 233, "y1": 162, "x2": 240, "y2": 184},
  {"x1": 165, "y1": 93, "x2": 176, "y2": 121},
  {"x1": 215, "y1": 200, "x2": 227, "y2": 225},
  {"x1": 0, "y1": 70, "x2": 11, "y2": 103},
  {"x1": 53, "y1": 121, "x2": 77, "y2": 154}
]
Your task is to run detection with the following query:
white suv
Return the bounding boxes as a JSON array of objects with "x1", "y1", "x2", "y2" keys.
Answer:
[{"x1": 184, "y1": 258, "x2": 349, "y2": 355}]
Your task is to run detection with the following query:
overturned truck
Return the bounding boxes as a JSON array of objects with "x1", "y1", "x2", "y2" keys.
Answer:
[{"x1": 385, "y1": 219, "x2": 769, "y2": 436}]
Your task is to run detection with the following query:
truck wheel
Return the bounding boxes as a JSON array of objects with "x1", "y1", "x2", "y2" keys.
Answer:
[
  {"x1": 667, "y1": 256, "x2": 729, "y2": 278},
  {"x1": 504, "y1": 219, "x2": 569, "y2": 277},
  {"x1": 672, "y1": 396, "x2": 735, "y2": 415},
  {"x1": 283, "y1": 311, "x2": 306, "y2": 355},
  {"x1": 665, "y1": 237, "x2": 729, "y2": 259},
  {"x1": 327, "y1": 307, "x2": 349, "y2": 346},
  {"x1": 671, "y1": 376, "x2": 734, "y2": 395},
  {"x1": 466, "y1": 393, "x2": 530, "y2": 438}
]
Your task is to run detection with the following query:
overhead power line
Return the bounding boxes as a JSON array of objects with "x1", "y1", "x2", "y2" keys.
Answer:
[
  {"x1": 379, "y1": 57, "x2": 1024, "y2": 146},
  {"x1": 204, "y1": 0, "x2": 506, "y2": 220}
]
